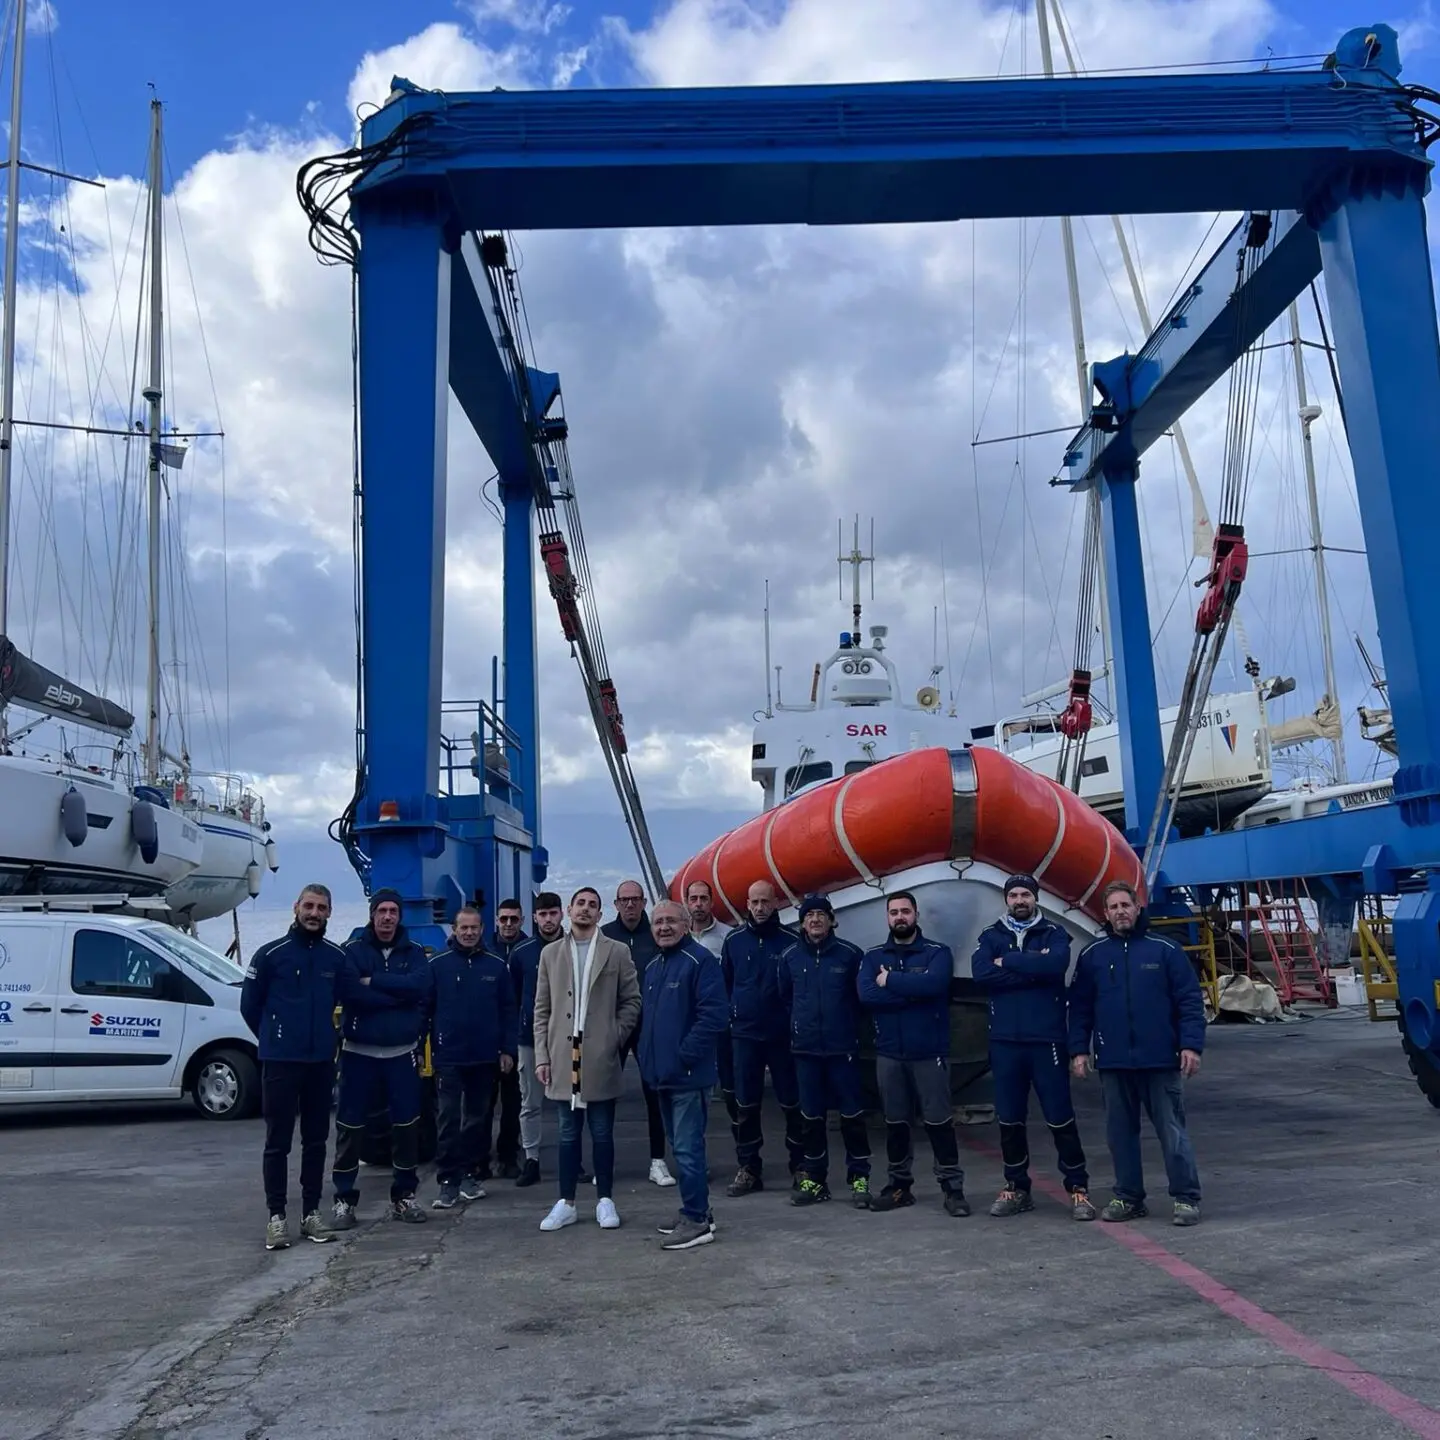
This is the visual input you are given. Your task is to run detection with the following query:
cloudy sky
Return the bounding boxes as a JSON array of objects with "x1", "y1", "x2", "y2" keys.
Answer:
[{"x1": 1, "y1": 0, "x2": 1428, "y2": 908}]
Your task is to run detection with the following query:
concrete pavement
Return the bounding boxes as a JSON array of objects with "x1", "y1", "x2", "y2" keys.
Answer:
[{"x1": 5, "y1": 1011, "x2": 1440, "y2": 1439}]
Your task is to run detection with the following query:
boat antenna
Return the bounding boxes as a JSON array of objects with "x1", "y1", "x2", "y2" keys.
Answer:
[
  {"x1": 837, "y1": 515, "x2": 873, "y2": 639},
  {"x1": 940, "y1": 541, "x2": 957, "y2": 709},
  {"x1": 763, "y1": 579, "x2": 774, "y2": 718}
]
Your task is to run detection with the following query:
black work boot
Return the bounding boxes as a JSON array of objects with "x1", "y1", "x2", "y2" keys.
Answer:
[
  {"x1": 942, "y1": 1185, "x2": 972, "y2": 1218},
  {"x1": 726, "y1": 1167, "x2": 763, "y2": 1197},
  {"x1": 868, "y1": 1184, "x2": 915, "y2": 1213}
]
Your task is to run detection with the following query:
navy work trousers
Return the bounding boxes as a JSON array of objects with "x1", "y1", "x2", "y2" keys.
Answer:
[
  {"x1": 793, "y1": 1052, "x2": 871, "y2": 1185},
  {"x1": 731, "y1": 1033, "x2": 804, "y2": 1177},
  {"x1": 333, "y1": 1050, "x2": 422, "y2": 1203},
  {"x1": 436, "y1": 1062, "x2": 498, "y2": 1186},
  {"x1": 261, "y1": 1058, "x2": 334, "y2": 1218},
  {"x1": 991, "y1": 1039, "x2": 1089, "y2": 1194}
]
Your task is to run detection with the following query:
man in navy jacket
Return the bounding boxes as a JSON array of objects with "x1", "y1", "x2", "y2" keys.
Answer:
[
  {"x1": 719, "y1": 880, "x2": 805, "y2": 1197},
  {"x1": 858, "y1": 892, "x2": 969, "y2": 1216},
  {"x1": 507, "y1": 892, "x2": 564, "y2": 1188},
  {"x1": 488, "y1": 897, "x2": 529, "y2": 1179},
  {"x1": 428, "y1": 905, "x2": 517, "y2": 1210},
  {"x1": 241, "y1": 883, "x2": 345, "y2": 1252},
  {"x1": 603, "y1": 879, "x2": 676, "y2": 1189},
  {"x1": 971, "y1": 874, "x2": 1094, "y2": 1221},
  {"x1": 778, "y1": 895, "x2": 872, "y2": 1209},
  {"x1": 1069, "y1": 880, "x2": 1207, "y2": 1226},
  {"x1": 639, "y1": 901, "x2": 728, "y2": 1251},
  {"x1": 332, "y1": 888, "x2": 432, "y2": 1227}
]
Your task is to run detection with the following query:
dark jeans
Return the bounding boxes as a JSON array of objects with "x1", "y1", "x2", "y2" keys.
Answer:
[
  {"x1": 436, "y1": 1062, "x2": 497, "y2": 1185},
  {"x1": 1100, "y1": 1068, "x2": 1202, "y2": 1205},
  {"x1": 991, "y1": 1040, "x2": 1089, "y2": 1194},
  {"x1": 875, "y1": 1055, "x2": 963, "y2": 1192},
  {"x1": 794, "y1": 1053, "x2": 871, "y2": 1185},
  {"x1": 261, "y1": 1059, "x2": 334, "y2": 1217},
  {"x1": 657, "y1": 1087, "x2": 710, "y2": 1223},
  {"x1": 494, "y1": 1064, "x2": 521, "y2": 1165},
  {"x1": 555, "y1": 1098, "x2": 616, "y2": 1201},
  {"x1": 731, "y1": 1033, "x2": 804, "y2": 1176},
  {"x1": 333, "y1": 1050, "x2": 422, "y2": 1203}
]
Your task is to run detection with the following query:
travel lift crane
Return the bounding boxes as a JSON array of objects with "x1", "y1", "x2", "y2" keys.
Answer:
[{"x1": 306, "y1": 23, "x2": 1440, "y2": 1103}]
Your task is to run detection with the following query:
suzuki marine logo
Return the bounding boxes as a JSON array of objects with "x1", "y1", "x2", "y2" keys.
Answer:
[
  {"x1": 89, "y1": 1012, "x2": 162, "y2": 1038},
  {"x1": 43, "y1": 681, "x2": 83, "y2": 711}
]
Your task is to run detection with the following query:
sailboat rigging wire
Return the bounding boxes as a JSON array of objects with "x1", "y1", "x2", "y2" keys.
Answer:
[
  {"x1": 1142, "y1": 222, "x2": 1274, "y2": 881},
  {"x1": 474, "y1": 235, "x2": 664, "y2": 896}
]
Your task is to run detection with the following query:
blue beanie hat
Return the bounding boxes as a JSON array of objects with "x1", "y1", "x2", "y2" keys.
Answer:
[{"x1": 1003, "y1": 873, "x2": 1039, "y2": 898}]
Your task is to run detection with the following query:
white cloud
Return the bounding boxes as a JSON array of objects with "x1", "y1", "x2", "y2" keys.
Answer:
[{"x1": 2, "y1": 0, "x2": 1388, "y2": 876}]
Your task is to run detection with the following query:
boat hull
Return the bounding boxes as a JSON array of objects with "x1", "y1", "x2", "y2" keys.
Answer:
[
  {"x1": 165, "y1": 815, "x2": 273, "y2": 922},
  {"x1": 0, "y1": 755, "x2": 203, "y2": 897}
]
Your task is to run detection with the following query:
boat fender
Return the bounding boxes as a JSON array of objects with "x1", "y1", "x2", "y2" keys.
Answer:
[
  {"x1": 60, "y1": 787, "x2": 87, "y2": 848},
  {"x1": 264, "y1": 838, "x2": 279, "y2": 873},
  {"x1": 245, "y1": 860, "x2": 263, "y2": 899},
  {"x1": 131, "y1": 800, "x2": 160, "y2": 865}
]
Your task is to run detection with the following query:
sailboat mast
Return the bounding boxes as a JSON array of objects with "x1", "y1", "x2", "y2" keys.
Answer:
[
  {"x1": 143, "y1": 97, "x2": 164, "y2": 782},
  {"x1": 0, "y1": 0, "x2": 27, "y2": 651},
  {"x1": 1035, "y1": 0, "x2": 1113, "y2": 697},
  {"x1": 1289, "y1": 299, "x2": 1348, "y2": 782}
]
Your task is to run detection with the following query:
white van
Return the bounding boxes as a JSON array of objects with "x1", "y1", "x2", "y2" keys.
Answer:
[{"x1": 0, "y1": 912, "x2": 261, "y2": 1119}]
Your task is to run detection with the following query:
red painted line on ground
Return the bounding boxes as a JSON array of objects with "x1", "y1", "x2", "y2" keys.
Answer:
[{"x1": 960, "y1": 1136, "x2": 1440, "y2": 1438}]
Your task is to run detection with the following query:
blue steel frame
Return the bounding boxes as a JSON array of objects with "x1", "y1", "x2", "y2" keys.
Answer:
[{"x1": 344, "y1": 25, "x2": 1440, "y2": 1048}]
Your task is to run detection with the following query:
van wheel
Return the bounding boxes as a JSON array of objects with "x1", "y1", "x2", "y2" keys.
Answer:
[{"x1": 192, "y1": 1048, "x2": 259, "y2": 1120}]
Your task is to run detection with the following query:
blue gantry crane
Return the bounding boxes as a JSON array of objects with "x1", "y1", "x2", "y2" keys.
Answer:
[{"x1": 301, "y1": 23, "x2": 1440, "y2": 1097}]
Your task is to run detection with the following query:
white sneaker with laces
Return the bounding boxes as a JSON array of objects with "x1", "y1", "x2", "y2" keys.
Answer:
[
  {"x1": 649, "y1": 1159, "x2": 677, "y2": 1188},
  {"x1": 540, "y1": 1199, "x2": 578, "y2": 1232},
  {"x1": 596, "y1": 1198, "x2": 621, "y2": 1229}
]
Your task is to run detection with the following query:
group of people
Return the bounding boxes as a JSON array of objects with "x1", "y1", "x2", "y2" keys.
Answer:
[{"x1": 240, "y1": 867, "x2": 1207, "y2": 1255}]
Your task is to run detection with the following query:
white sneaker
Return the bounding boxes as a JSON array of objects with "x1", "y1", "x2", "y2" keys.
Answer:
[
  {"x1": 596, "y1": 1197, "x2": 621, "y2": 1229},
  {"x1": 649, "y1": 1159, "x2": 677, "y2": 1188},
  {"x1": 540, "y1": 1199, "x2": 578, "y2": 1232}
]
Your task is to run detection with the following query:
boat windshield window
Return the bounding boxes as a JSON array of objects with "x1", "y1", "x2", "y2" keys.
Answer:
[
  {"x1": 784, "y1": 761, "x2": 833, "y2": 793},
  {"x1": 843, "y1": 760, "x2": 874, "y2": 775},
  {"x1": 140, "y1": 924, "x2": 245, "y2": 987}
]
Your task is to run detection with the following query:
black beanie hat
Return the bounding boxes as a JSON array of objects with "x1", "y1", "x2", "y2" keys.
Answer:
[
  {"x1": 797, "y1": 894, "x2": 834, "y2": 922},
  {"x1": 1003, "y1": 874, "x2": 1040, "y2": 898},
  {"x1": 370, "y1": 887, "x2": 402, "y2": 915}
]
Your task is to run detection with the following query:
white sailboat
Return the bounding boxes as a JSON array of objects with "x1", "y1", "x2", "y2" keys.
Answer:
[{"x1": 0, "y1": 11, "x2": 275, "y2": 918}]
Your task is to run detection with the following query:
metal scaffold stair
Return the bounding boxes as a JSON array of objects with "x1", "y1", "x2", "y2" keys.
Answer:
[
  {"x1": 1247, "y1": 880, "x2": 1336, "y2": 1008},
  {"x1": 1356, "y1": 896, "x2": 1400, "y2": 1021}
]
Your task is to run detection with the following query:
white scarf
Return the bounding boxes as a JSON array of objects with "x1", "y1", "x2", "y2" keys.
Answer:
[{"x1": 568, "y1": 933, "x2": 597, "y2": 1110}]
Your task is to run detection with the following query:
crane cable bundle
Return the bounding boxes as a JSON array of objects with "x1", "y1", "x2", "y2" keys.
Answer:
[{"x1": 1141, "y1": 212, "x2": 1273, "y2": 887}]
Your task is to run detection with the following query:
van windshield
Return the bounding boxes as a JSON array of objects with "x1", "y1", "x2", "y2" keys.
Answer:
[{"x1": 139, "y1": 924, "x2": 246, "y2": 987}]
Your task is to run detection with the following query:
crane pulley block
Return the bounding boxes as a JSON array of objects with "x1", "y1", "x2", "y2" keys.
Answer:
[
  {"x1": 539, "y1": 529, "x2": 582, "y2": 642},
  {"x1": 597, "y1": 677, "x2": 628, "y2": 755},
  {"x1": 1195, "y1": 523, "x2": 1249, "y2": 635},
  {"x1": 1058, "y1": 668, "x2": 1094, "y2": 740}
]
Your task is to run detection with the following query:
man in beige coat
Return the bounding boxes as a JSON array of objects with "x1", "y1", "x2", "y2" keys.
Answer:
[{"x1": 533, "y1": 886, "x2": 642, "y2": 1231}]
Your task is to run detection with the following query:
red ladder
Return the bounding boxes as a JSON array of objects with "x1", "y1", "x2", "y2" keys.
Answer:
[{"x1": 1248, "y1": 880, "x2": 1336, "y2": 1007}]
